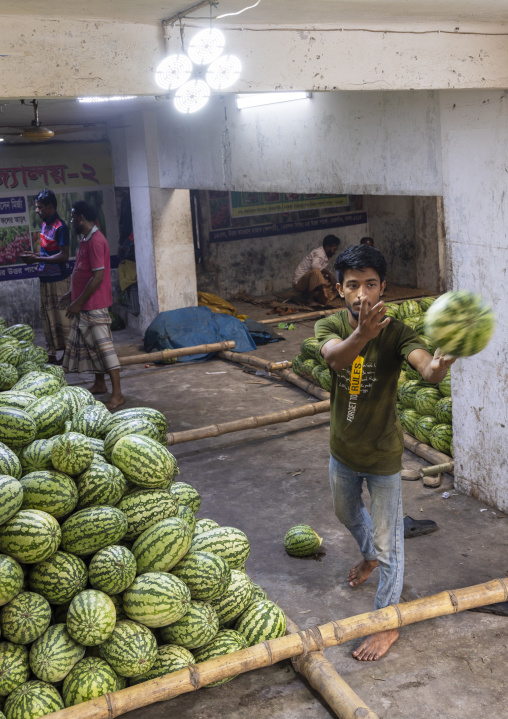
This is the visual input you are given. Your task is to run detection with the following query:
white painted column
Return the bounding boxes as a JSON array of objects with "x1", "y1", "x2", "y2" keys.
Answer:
[{"x1": 126, "y1": 111, "x2": 197, "y2": 332}]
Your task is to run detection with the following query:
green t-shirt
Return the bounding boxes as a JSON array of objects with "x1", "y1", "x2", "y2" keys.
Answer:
[{"x1": 315, "y1": 309, "x2": 426, "y2": 475}]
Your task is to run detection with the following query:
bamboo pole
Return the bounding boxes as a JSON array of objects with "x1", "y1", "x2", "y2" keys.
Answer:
[
  {"x1": 420, "y1": 461, "x2": 454, "y2": 477},
  {"x1": 257, "y1": 295, "x2": 439, "y2": 325},
  {"x1": 167, "y1": 400, "x2": 330, "y2": 445},
  {"x1": 402, "y1": 433, "x2": 453, "y2": 471},
  {"x1": 119, "y1": 341, "x2": 236, "y2": 366},
  {"x1": 285, "y1": 617, "x2": 378, "y2": 719},
  {"x1": 44, "y1": 577, "x2": 508, "y2": 719}
]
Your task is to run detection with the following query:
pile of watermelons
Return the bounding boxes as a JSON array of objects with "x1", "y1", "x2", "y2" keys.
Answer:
[
  {"x1": 291, "y1": 297, "x2": 454, "y2": 456},
  {"x1": 0, "y1": 319, "x2": 287, "y2": 719}
]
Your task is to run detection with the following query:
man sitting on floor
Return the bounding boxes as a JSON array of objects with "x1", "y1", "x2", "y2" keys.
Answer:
[{"x1": 292, "y1": 234, "x2": 340, "y2": 305}]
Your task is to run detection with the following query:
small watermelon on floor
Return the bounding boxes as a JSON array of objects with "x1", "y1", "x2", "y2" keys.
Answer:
[
  {"x1": 284, "y1": 524, "x2": 322, "y2": 556},
  {"x1": 424, "y1": 290, "x2": 495, "y2": 357}
]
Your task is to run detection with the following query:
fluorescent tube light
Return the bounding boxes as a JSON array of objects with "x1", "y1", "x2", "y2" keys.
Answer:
[
  {"x1": 236, "y1": 92, "x2": 311, "y2": 110},
  {"x1": 77, "y1": 96, "x2": 136, "y2": 103}
]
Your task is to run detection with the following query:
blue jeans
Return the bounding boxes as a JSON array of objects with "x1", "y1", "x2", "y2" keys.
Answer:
[{"x1": 329, "y1": 455, "x2": 404, "y2": 610}]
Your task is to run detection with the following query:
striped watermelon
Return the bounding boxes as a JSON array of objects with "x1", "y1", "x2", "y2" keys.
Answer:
[
  {"x1": 439, "y1": 371, "x2": 451, "y2": 397},
  {"x1": 0, "y1": 347, "x2": 21, "y2": 369},
  {"x1": 88, "y1": 545, "x2": 137, "y2": 595},
  {"x1": 66, "y1": 590, "x2": 116, "y2": 646},
  {"x1": 0, "y1": 510, "x2": 61, "y2": 564},
  {"x1": 291, "y1": 355, "x2": 305, "y2": 378},
  {"x1": 111, "y1": 435, "x2": 178, "y2": 488},
  {"x1": 0, "y1": 365, "x2": 17, "y2": 391},
  {"x1": 66, "y1": 386, "x2": 95, "y2": 406},
  {"x1": 75, "y1": 463, "x2": 126, "y2": 508},
  {"x1": 29, "y1": 551, "x2": 88, "y2": 605},
  {"x1": 384, "y1": 302, "x2": 400, "y2": 318},
  {"x1": 234, "y1": 599, "x2": 286, "y2": 646},
  {"x1": 210, "y1": 569, "x2": 254, "y2": 625},
  {"x1": 0, "y1": 556, "x2": 23, "y2": 609},
  {"x1": 398, "y1": 299, "x2": 421, "y2": 320},
  {"x1": 20, "y1": 471, "x2": 78, "y2": 518},
  {"x1": 3, "y1": 681, "x2": 64, "y2": 719},
  {"x1": 171, "y1": 550, "x2": 231, "y2": 602},
  {"x1": 0, "y1": 444, "x2": 22, "y2": 481},
  {"x1": 51, "y1": 432, "x2": 94, "y2": 475},
  {"x1": 116, "y1": 489, "x2": 179, "y2": 540},
  {"x1": 176, "y1": 504, "x2": 196, "y2": 534},
  {"x1": 87, "y1": 437, "x2": 105, "y2": 456},
  {"x1": 283, "y1": 525, "x2": 322, "y2": 556},
  {"x1": 29, "y1": 624, "x2": 85, "y2": 683},
  {"x1": 0, "y1": 476, "x2": 23, "y2": 526},
  {"x1": 0, "y1": 392, "x2": 37, "y2": 410},
  {"x1": 54, "y1": 389, "x2": 82, "y2": 420},
  {"x1": 400, "y1": 409, "x2": 422, "y2": 435},
  {"x1": 398, "y1": 380, "x2": 424, "y2": 410},
  {"x1": 414, "y1": 416, "x2": 440, "y2": 444},
  {"x1": 103, "y1": 418, "x2": 161, "y2": 461},
  {"x1": 71, "y1": 404, "x2": 112, "y2": 440},
  {"x1": 192, "y1": 630, "x2": 247, "y2": 686},
  {"x1": 424, "y1": 291, "x2": 495, "y2": 357},
  {"x1": 435, "y1": 397, "x2": 452, "y2": 424},
  {"x1": 40, "y1": 364, "x2": 66, "y2": 386},
  {"x1": 419, "y1": 297, "x2": 436, "y2": 312},
  {"x1": 62, "y1": 657, "x2": 119, "y2": 707},
  {"x1": 402, "y1": 360, "x2": 423, "y2": 382},
  {"x1": 170, "y1": 482, "x2": 201, "y2": 513},
  {"x1": 104, "y1": 408, "x2": 168, "y2": 444},
  {"x1": 12, "y1": 372, "x2": 60, "y2": 399},
  {"x1": 132, "y1": 517, "x2": 193, "y2": 574},
  {"x1": 60, "y1": 506, "x2": 128, "y2": 556},
  {"x1": 300, "y1": 337, "x2": 324, "y2": 364},
  {"x1": 194, "y1": 518, "x2": 220, "y2": 536},
  {"x1": 0, "y1": 642, "x2": 30, "y2": 696},
  {"x1": 24, "y1": 395, "x2": 69, "y2": 440},
  {"x1": 414, "y1": 387, "x2": 442, "y2": 416},
  {"x1": 250, "y1": 582, "x2": 269, "y2": 601},
  {"x1": 123, "y1": 572, "x2": 191, "y2": 628},
  {"x1": 429, "y1": 424, "x2": 453, "y2": 455},
  {"x1": 0, "y1": 592, "x2": 51, "y2": 645},
  {"x1": 402, "y1": 315, "x2": 425, "y2": 334},
  {"x1": 159, "y1": 600, "x2": 218, "y2": 649},
  {"x1": 129, "y1": 644, "x2": 194, "y2": 686},
  {"x1": 30, "y1": 348, "x2": 48, "y2": 367},
  {"x1": 98, "y1": 620, "x2": 157, "y2": 677},
  {"x1": 190, "y1": 526, "x2": 250, "y2": 569},
  {"x1": 19, "y1": 440, "x2": 54, "y2": 474},
  {"x1": 0, "y1": 408, "x2": 36, "y2": 448},
  {"x1": 2, "y1": 326, "x2": 34, "y2": 343}
]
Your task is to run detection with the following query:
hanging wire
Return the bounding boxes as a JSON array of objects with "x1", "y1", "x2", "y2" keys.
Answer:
[
  {"x1": 216, "y1": 0, "x2": 261, "y2": 20},
  {"x1": 179, "y1": 19, "x2": 185, "y2": 51}
]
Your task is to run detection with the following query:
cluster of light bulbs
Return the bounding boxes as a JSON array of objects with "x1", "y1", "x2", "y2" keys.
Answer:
[{"x1": 155, "y1": 28, "x2": 241, "y2": 113}]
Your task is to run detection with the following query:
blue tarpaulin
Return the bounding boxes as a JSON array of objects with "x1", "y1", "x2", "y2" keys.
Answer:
[{"x1": 143, "y1": 306, "x2": 257, "y2": 361}]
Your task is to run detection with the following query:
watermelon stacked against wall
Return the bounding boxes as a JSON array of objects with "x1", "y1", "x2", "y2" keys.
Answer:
[{"x1": 0, "y1": 317, "x2": 287, "y2": 719}]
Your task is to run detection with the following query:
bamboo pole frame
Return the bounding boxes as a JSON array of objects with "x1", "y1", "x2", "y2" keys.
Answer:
[
  {"x1": 44, "y1": 577, "x2": 508, "y2": 719},
  {"x1": 119, "y1": 341, "x2": 236, "y2": 366},
  {"x1": 285, "y1": 617, "x2": 379, "y2": 719},
  {"x1": 420, "y1": 461, "x2": 454, "y2": 477},
  {"x1": 167, "y1": 400, "x2": 330, "y2": 445}
]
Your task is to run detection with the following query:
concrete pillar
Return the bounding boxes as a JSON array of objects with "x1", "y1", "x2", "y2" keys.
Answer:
[{"x1": 126, "y1": 111, "x2": 197, "y2": 332}]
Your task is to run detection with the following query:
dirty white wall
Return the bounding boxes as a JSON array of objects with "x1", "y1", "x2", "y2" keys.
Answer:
[{"x1": 440, "y1": 90, "x2": 508, "y2": 510}]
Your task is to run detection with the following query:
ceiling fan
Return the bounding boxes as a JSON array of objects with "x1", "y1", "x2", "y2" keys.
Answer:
[{"x1": 0, "y1": 99, "x2": 118, "y2": 141}]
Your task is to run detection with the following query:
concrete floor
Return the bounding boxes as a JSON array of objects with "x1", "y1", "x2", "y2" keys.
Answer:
[{"x1": 45, "y1": 306, "x2": 508, "y2": 719}]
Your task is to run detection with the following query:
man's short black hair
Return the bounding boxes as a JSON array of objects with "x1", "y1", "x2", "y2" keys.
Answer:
[
  {"x1": 322, "y1": 234, "x2": 340, "y2": 249},
  {"x1": 360, "y1": 236, "x2": 374, "y2": 246},
  {"x1": 334, "y1": 245, "x2": 387, "y2": 285},
  {"x1": 36, "y1": 189, "x2": 57, "y2": 209},
  {"x1": 72, "y1": 201, "x2": 97, "y2": 223}
]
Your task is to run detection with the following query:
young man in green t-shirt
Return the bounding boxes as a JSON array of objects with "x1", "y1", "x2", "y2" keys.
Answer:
[{"x1": 315, "y1": 245, "x2": 455, "y2": 661}]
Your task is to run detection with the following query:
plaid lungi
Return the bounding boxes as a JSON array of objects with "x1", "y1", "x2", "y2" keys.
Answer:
[
  {"x1": 40, "y1": 278, "x2": 72, "y2": 355},
  {"x1": 62, "y1": 308, "x2": 120, "y2": 374}
]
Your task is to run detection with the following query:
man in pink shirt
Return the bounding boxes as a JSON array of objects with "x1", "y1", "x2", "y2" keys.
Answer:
[{"x1": 59, "y1": 201, "x2": 125, "y2": 410}]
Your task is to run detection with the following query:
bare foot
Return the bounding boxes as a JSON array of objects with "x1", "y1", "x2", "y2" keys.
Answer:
[
  {"x1": 348, "y1": 559, "x2": 379, "y2": 588},
  {"x1": 352, "y1": 629, "x2": 399, "y2": 661},
  {"x1": 106, "y1": 395, "x2": 126, "y2": 411},
  {"x1": 88, "y1": 382, "x2": 108, "y2": 395}
]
